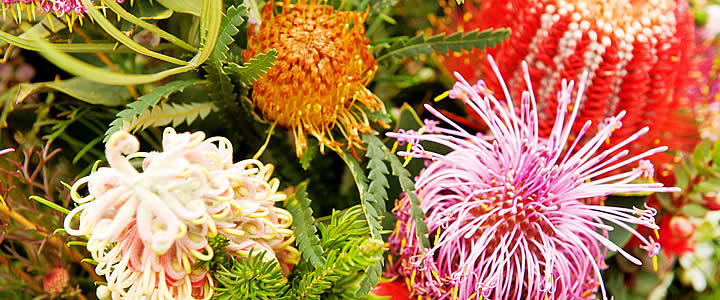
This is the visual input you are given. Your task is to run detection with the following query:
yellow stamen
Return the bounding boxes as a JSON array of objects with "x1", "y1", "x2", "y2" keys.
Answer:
[
  {"x1": 434, "y1": 90, "x2": 450, "y2": 102},
  {"x1": 652, "y1": 255, "x2": 658, "y2": 271},
  {"x1": 410, "y1": 269, "x2": 417, "y2": 287},
  {"x1": 402, "y1": 143, "x2": 413, "y2": 167}
]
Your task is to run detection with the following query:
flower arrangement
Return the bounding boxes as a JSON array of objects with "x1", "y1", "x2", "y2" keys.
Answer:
[{"x1": 0, "y1": 0, "x2": 717, "y2": 299}]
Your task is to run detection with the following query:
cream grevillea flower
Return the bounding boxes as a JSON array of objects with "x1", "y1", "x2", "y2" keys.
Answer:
[{"x1": 64, "y1": 128, "x2": 298, "y2": 299}]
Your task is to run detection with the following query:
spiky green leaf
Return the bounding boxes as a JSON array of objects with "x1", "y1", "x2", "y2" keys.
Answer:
[
  {"x1": 104, "y1": 80, "x2": 198, "y2": 141},
  {"x1": 286, "y1": 181, "x2": 327, "y2": 269},
  {"x1": 291, "y1": 238, "x2": 384, "y2": 300},
  {"x1": 375, "y1": 134, "x2": 431, "y2": 249},
  {"x1": 375, "y1": 28, "x2": 510, "y2": 63},
  {"x1": 226, "y1": 49, "x2": 278, "y2": 87},
  {"x1": 339, "y1": 152, "x2": 382, "y2": 240},
  {"x1": 213, "y1": 250, "x2": 289, "y2": 300},
  {"x1": 109, "y1": 101, "x2": 217, "y2": 136},
  {"x1": 211, "y1": 5, "x2": 248, "y2": 62}
]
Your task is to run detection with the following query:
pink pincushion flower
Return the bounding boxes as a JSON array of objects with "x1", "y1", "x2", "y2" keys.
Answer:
[
  {"x1": 64, "y1": 128, "x2": 299, "y2": 299},
  {"x1": 387, "y1": 57, "x2": 680, "y2": 299},
  {"x1": 2, "y1": 0, "x2": 125, "y2": 18}
]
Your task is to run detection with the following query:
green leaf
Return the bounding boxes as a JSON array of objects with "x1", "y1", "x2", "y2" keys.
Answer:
[
  {"x1": 292, "y1": 238, "x2": 384, "y2": 300},
  {"x1": 156, "y1": 0, "x2": 202, "y2": 16},
  {"x1": 109, "y1": 101, "x2": 216, "y2": 138},
  {"x1": 680, "y1": 203, "x2": 708, "y2": 217},
  {"x1": 394, "y1": 103, "x2": 424, "y2": 131},
  {"x1": 693, "y1": 139, "x2": 713, "y2": 169},
  {"x1": 16, "y1": 77, "x2": 131, "y2": 106},
  {"x1": 226, "y1": 49, "x2": 278, "y2": 86},
  {"x1": 105, "y1": 80, "x2": 198, "y2": 141},
  {"x1": 100, "y1": 0, "x2": 196, "y2": 52},
  {"x1": 375, "y1": 28, "x2": 510, "y2": 63},
  {"x1": 317, "y1": 205, "x2": 370, "y2": 252},
  {"x1": 29, "y1": 196, "x2": 70, "y2": 215},
  {"x1": 367, "y1": 0, "x2": 398, "y2": 17},
  {"x1": 30, "y1": 0, "x2": 222, "y2": 85},
  {"x1": 132, "y1": 0, "x2": 174, "y2": 20},
  {"x1": 712, "y1": 139, "x2": 720, "y2": 168},
  {"x1": 79, "y1": 0, "x2": 187, "y2": 65},
  {"x1": 300, "y1": 138, "x2": 319, "y2": 170},
  {"x1": 378, "y1": 133, "x2": 431, "y2": 249},
  {"x1": 212, "y1": 5, "x2": 248, "y2": 62},
  {"x1": 339, "y1": 152, "x2": 382, "y2": 240},
  {"x1": 692, "y1": 178, "x2": 720, "y2": 194},
  {"x1": 213, "y1": 250, "x2": 289, "y2": 299},
  {"x1": 286, "y1": 181, "x2": 327, "y2": 269}
]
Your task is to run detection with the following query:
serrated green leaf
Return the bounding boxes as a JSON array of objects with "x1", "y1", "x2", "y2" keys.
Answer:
[
  {"x1": 300, "y1": 138, "x2": 319, "y2": 170},
  {"x1": 363, "y1": 134, "x2": 431, "y2": 250},
  {"x1": 293, "y1": 238, "x2": 384, "y2": 300},
  {"x1": 111, "y1": 101, "x2": 217, "y2": 136},
  {"x1": 339, "y1": 152, "x2": 382, "y2": 240},
  {"x1": 375, "y1": 28, "x2": 510, "y2": 63},
  {"x1": 212, "y1": 5, "x2": 248, "y2": 62},
  {"x1": 356, "y1": 260, "x2": 382, "y2": 296},
  {"x1": 105, "y1": 80, "x2": 197, "y2": 141},
  {"x1": 226, "y1": 49, "x2": 278, "y2": 86},
  {"x1": 286, "y1": 181, "x2": 327, "y2": 269}
]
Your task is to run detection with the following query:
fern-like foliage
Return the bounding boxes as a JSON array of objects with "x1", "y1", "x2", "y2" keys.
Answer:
[
  {"x1": 317, "y1": 206, "x2": 370, "y2": 252},
  {"x1": 110, "y1": 101, "x2": 217, "y2": 139},
  {"x1": 213, "y1": 250, "x2": 290, "y2": 300},
  {"x1": 375, "y1": 28, "x2": 510, "y2": 63},
  {"x1": 286, "y1": 181, "x2": 326, "y2": 268},
  {"x1": 339, "y1": 152, "x2": 383, "y2": 240},
  {"x1": 290, "y1": 237, "x2": 384, "y2": 300},
  {"x1": 211, "y1": 5, "x2": 248, "y2": 62},
  {"x1": 382, "y1": 142, "x2": 431, "y2": 250},
  {"x1": 104, "y1": 80, "x2": 197, "y2": 141},
  {"x1": 226, "y1": 49, "x2": 278, "y2": 87}
]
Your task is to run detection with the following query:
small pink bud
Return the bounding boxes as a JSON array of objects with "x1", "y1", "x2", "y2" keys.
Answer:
[
  {"x1": 669, "y1": 215, "x2": 695, "y2": 239},
  {"x1": 43, "y1": 267, "x2": 69, "y2": 297}
]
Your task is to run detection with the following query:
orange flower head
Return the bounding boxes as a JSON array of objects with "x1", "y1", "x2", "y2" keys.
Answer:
[{"x1": 243, "y1": 0, "x2": 385, "y2": 157}]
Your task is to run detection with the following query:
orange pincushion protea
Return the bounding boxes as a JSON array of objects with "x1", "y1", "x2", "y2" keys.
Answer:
[
  {"x1": 432, "y1": 0, "x2": 698, "y2": 167},
  {"x1": 243, "y1": 0, "x2": 385, "y2": 157}
]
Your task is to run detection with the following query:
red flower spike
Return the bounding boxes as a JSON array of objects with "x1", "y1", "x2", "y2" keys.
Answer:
[{"x1": 433, "y1": 0, "x2": 699, "y2": 171}]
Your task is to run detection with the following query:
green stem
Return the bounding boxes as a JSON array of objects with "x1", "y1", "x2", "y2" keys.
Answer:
[{"x1": 99, "y1": 0, "x2": 198, "y2": 52}]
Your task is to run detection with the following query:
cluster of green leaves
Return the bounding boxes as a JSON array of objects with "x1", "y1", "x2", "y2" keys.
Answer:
[
  {"x1": 212, "y1": 194, "x2": 385, "y2": 300},
  {"x1": 656, "y1": 139, "x2": 720, "y2": 217}
]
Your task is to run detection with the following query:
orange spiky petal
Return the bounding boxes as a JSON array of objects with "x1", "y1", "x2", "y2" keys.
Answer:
[{"x1": 243, "y1": 0, "x2": 385, "y2": 157}]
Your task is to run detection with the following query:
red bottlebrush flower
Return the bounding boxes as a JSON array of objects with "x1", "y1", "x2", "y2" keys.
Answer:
[
  {"x1": 433, "y1": 0, "x2": 698, "y2": 168},
  {"x1": 658, "y1": 215, "x2": 696, "y2": 257},
  {"x1": 43, "y1": 267, "x2": 69, "y2": 297},
  {"x1": 371, "y1": 280, "x2": 413, "y2": 300}
]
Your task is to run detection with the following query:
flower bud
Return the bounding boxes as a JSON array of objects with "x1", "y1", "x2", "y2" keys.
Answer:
[
  {"x1": 43, "y1": 267, "x2": 68, "y2": 297},
  {"x1": 669, "y1": 215, "x2": 695, "y2": 240}
]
